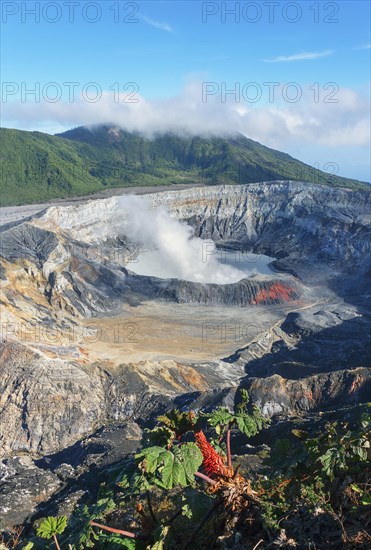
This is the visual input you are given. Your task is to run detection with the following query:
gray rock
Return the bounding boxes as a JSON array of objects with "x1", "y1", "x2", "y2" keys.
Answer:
[{"x1": 0, "y1": 456, "x2": 61, "y2": 529}]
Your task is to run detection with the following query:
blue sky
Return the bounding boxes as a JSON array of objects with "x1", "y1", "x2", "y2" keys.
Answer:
[{"x1": 1, "y1": 0, "x2": 370, "y2": 181}]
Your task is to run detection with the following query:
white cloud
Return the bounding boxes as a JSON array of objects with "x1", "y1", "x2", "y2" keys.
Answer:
[
  {"x1": 263, "y1": 50, "x2": 334, "y2": 62},
  {"x1": 2, "y1": 81, "x2": 370, "y2": 152},
  {"x1": 140, "y1": 14, "x2": 173, "y2": 33}
]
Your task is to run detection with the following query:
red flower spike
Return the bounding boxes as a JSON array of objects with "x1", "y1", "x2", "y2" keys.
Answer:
[{"x1": 195, "y1": 430, "x2": 230, "y2": 477}]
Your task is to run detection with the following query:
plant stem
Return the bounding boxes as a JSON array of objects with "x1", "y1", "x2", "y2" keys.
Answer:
[
  {"x1": 194, "y1": 471, "x2": 217, "y2": 485},
  {"x1": 232, "y1": 463, "x2": 241, "y2": 479},
  {"x1": 146, "y1": 489, "x2": 158, "y2": 524},
  {"x1": 89, "y1": 520, "x2": 138, "y2": 538},
  {"x1": 226, "y1": 428, "x2": 232, "y2": 467},
  {"x1": 53, "y1": 534, "x2": 61, "y2": 550}
]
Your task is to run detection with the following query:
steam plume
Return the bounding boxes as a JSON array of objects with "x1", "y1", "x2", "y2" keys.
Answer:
[{"x1": 118, "y1": 195, "x2": 247, "y2": 284}]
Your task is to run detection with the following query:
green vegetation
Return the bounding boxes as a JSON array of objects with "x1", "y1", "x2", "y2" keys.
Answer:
[
  {"x1": 11, "y1": 397, "x2": 370, "y2": 549},
  {"x1": 258, "y1": 410, "x2": 371, "y2": 541},
  {"x1": 35, "y1": 517, "x2": 67, "y2": 550},
  {"x1": 1, "y1": 125, "x2": 369, "y2": 206}
]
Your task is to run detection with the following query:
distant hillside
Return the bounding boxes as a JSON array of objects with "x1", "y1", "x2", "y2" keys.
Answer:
[{"x1": 0, "y1": 125, "x2": 369, "y2": 206}]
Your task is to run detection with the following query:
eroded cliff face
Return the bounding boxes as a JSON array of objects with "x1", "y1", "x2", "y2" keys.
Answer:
[
  {"x1": 0, "y1": 339, "x2": 248, "y2": 457},
  {"x1": 32, "y1": 181, "x2": 370, "y2": 270},
  {"x1": 0, "y1": 181, "x2": 370, "y2": 528}
]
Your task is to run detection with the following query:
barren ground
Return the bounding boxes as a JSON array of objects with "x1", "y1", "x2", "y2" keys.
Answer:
[{"x1": 80, "y1": 299, "x2": 317, "y2": 364}]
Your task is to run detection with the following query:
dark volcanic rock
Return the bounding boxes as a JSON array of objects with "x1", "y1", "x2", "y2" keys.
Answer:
[
  {"x1": 0, "y1": 456, "x2": 61, "y2": 529},
  {"x1": 126, "y1": 273, "x2": 301, "y2": 306},
  {"x1": 0, "y1": 422, "x2": 143, "y2": 531}
]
